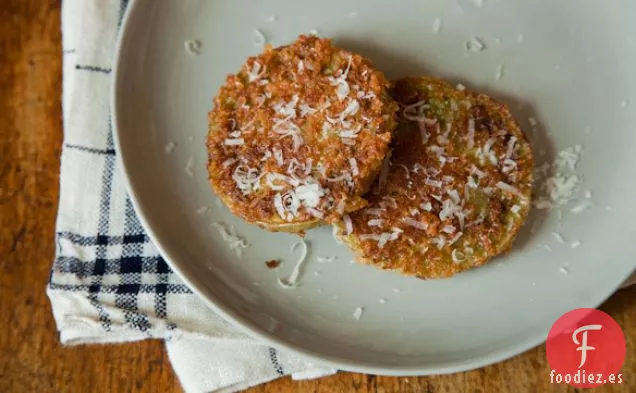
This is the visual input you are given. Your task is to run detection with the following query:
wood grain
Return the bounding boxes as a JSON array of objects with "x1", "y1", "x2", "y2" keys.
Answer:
[{"x1": 0, "y1": 1, "x2": 634, "y2": 392}]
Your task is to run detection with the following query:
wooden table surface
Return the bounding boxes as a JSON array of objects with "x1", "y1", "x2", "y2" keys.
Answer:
[{"x1": 1, "y1": 2, "x2": 634, "y2": 392}]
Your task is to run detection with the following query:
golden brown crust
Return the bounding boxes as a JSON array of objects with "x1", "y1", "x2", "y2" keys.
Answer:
[
  {"x1": 337, "y1": 76, "x2": 534, "y2": 279},
  {"x1": 207, "y1": 35, "x2": 398, "y2": 232}
]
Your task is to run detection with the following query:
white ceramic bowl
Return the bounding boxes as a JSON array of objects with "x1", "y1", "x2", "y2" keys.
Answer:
[{"x1": 112, "y1": 0, "x2": 636, "y2": 375}]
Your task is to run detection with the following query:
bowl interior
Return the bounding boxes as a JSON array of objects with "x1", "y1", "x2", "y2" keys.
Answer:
[{"x1": 113, "y1": 0, "x2": 636, "y2": 374}]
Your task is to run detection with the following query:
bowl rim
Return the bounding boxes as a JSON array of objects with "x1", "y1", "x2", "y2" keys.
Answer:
[{"x1": 110, "y1": 0, "x2": 634, "y2": 376}]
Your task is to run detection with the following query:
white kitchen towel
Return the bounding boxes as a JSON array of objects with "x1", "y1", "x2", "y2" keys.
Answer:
[
  {"x1": 48, "y1": 1, "x2": 335, "y2": 392},
  {"x1": 48, "y1": 1, "x2": 634, "y2": 393}
]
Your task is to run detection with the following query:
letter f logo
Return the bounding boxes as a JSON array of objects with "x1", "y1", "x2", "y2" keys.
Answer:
[{"x1": 572, "y1": 324, "x2": 602, "y2": 368}]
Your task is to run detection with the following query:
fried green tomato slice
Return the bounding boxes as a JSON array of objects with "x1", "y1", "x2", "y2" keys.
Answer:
[
  {"x1": 207, "y1": 35, "x2": 399, "y2": 232},
  {"x1": 335, "y1": 76, "x2": 534, "y2": 278}
]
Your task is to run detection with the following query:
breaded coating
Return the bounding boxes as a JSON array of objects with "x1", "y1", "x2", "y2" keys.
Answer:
[
  {"x1": 336, "y1": 77, "x2": 534, "y2": 278},
  {"x1": 207, "y1": 35, "x2": 399, "y2": 232}
]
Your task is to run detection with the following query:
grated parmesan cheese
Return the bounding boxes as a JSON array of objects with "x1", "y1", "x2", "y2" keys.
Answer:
[
  {"x1": 233, "y1": 165, "x2": 262, "y2": 194},
  {"x1": 306, "y1": 207, "x2": 324, "y2": 219},
  {"x1": 317, "y1": 256, "x2": 337, "y2": 263},
  {"x1": 339, "y1": 129, "x2": 359, "y2": 139},
  {"x1": 419, "y1": 122, "x2": 430, "y2": 144},
  {"x1": 341, "y1": 99, "x2": 360, "y2": 121},
  {"x1": 347, "y1": 158, "x2": 359, "y2": 177},
  {"x1": 425, "y1": 178, "x2": 443, "y2": 188},
  {"x1": 505, "y1": 136, "x2": 517, "y2": 160},
  {"x1": 432, "y1": 17, "x2": 442, "y2": 33},
  {"x1": 496, "y1": 181, "x2": 526, "y2": 199},
  {"x1": 352, "y1": 307, "x2": 364, "y2": 320},
  {"x1": 274, "y1": 125, "x2": 304, "y2": 151},
  {"x1": 447, "y1": 189, "x2": 460, "y2": 204},
  {"x1": 533, "y1": 172, "x2": 580, "y2": 209},
  {"x1": 431, "y1": 236, "x2": 446, "y2": 249},
  {"x1": 295, "y1": 183, "x2": 324, "y2": 208},
  {"x1": 256, "y1": 95, "x2": 266, "y2": 107},
  {"x1": 467, "y1": 175, "x2": 478, "y2": 189},
  {"x1": 343, "y1": 214, "x2": 353, "y2": 235},
  {"x1": 278, "y1": 241, "x2": 309, "y2": 288},
  {"x1": 266, "y1": 173, "x2": 295, "y2": 191},
  {"x1": 210, "y1": 222, "x2": 249, "y2": 258},
  {"x1": 184, "y1": 40, "x2": 202, "y2": 55},
  {"x1": 368, "y1": 219, "x2": 383, "y2": 227},
  {"x1": 328, "y1": 56, "x2": 353, "y2": 101},
  {"x1": 402, "y1": 217, "x2": 428, "y2": 230},
  {"x1": 483, "y1": 137, "x2": 498, "y2": 165},
  {"x1": 402, "y1": 101, "x2": 436, "y2": 123},
  {"x1": 556, "y1": 145, "x2": 584, "y2": 171},
  {"x1": 465, "y1": 37, "x2": 486, "y2": 52},
  {"x1": 495, "y1": 64, "x2": 504, "y2": 80},
  {"x1": 271, "y1": 148, "x2": 284, "y2": 166},
  {"x1": 442, "y1": 225, "x2": 456, "y2": 234},
  {"x1": 570, "y1": 200, "x2": 594, "y2": 214},
  {"x1": 517, "y1": 33, "x2": 524, "y2": 44},
  {"x1": 332, "y1": 225, "x2": 345, "y2": 244},
  {"x1": 451, "y1": 249, "x2": 466, "y2": 263},
  {"x1": 471, "y1": 165, "x2": 486, "y2": 178},
  {"x1": 225, "y1": 138, "x2": 244, "y2": 146},
  {"x1": 184, "y1": 157, "x2": 195, "y2": 177},
  {"x1": 247, "y1": 61, "x2": 266, "y2": 82},
  {"x1": 252, "y1": 28, "x2": 267, "y2": 47},
  {"x1": 299, "y1": 103, "x2": 316, "y2": 117},
  {"x1": 467, "y1": 119, "x2": 475, "y2": 149},
  {"x1": 551, "y1": 232, "x2": 565, "y2": 243},
  {"x1": 359, "y1": 228, "x2": 401, "y2": 248},
  {"x1": 502, "y1": 159, "x2": 517, "y2": 173},
  {"x1": 365, "y1": 208, "x2": 383, "y2": 216},
  {"x1": 273, "y1": 193, "x2": 287, "y2": 219}
]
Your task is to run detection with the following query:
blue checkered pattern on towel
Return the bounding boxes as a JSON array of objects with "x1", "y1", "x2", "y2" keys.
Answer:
[
  {"x1": 49, "y1": 0, "x2": 192, "y2": 337},
  {"x1": 48, "y1": 1, "x2": 294, "y2": 377}
]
